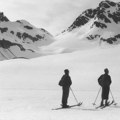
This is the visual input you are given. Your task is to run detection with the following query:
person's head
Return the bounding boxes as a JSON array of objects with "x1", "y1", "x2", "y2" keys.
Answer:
[
  {"x1": 104, "y1": 68, "x2": 109, "y2": 74},
  {"x1": 64, "y1": 69, "x2": 69, "y2": 75}
]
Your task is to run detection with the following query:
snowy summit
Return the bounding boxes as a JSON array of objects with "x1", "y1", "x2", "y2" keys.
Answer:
[{"x1": 42, "y1": 0, "x2": 120, "y2": 54}]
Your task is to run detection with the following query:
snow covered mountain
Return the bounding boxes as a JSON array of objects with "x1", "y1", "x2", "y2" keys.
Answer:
[
  {"x1": 41, "y1": 0, "x2": 120, "y2": 54},
  {"x1": 1, "y1": 0, "x2": 120, "y2": 60},
  {"x1": 0, "y1": 12, "x2": 55, "y2": 60},
  {"x1": 66, "y1": 0, "x2": 120, "y2": 44}
]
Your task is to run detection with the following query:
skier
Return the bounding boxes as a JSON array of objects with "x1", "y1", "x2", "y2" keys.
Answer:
[
  {"x1": 98, "y1": 68, "x2": 112, "y2": 106},
  {"x1": 59, "y1": 69, "x2": 72, "y2": 108}
]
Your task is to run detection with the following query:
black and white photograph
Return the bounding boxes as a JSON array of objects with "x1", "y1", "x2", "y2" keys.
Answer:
[{"x1": 0, "y1": 0, "x2": 120, "y2": 119}]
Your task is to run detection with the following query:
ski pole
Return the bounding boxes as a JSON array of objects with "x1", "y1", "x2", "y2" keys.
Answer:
[
  {"x1": 110, "y1": 89, "x2": 117, "y2": 105},
  {"x1": 93, "y1": 87, "x2": 101, "y2": 105},
  {"x1": 70, "y1": 87, "x2": 79, "y2": 104}
]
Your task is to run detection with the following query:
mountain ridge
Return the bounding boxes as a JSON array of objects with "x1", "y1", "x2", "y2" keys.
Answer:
[
  {"x1": 0, "y1": 12, "x2": 55, "y2": 60},
  {"x1": 40, "y1": 0, "x2": 120, "y2": 55},
  {"x1": 56, "y1": 0, "x2": 120, "y2": 45},
  {"x1": 1, "y1": 0, "x2": 120, "y2": 60}
]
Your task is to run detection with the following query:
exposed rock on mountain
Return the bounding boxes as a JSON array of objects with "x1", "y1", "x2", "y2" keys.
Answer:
[
  {"x1": 0, "y1": 13, "x2": 55, "y2": 60},
  {"x1": 41, "y1": 0, "x2": 120, "y2": 55},
  {"x1": 57, "y1": 0, "x2": 120, "y2": 47}
]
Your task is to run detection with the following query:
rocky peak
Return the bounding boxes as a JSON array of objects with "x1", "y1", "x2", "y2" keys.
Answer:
[
  {"x1": 67, "y1": 8, "x2": 97, "y2": 32},
  {"x1": 59, "y1": 0, "x2": 120, "y2": 46},
  {"x1": 66, "y1": 0, "x2": 120, "y2": 32},
  {"x1": 98, "y1": 0, "x2": 116, "y2": 9},
  {"x1": 0, "y1": 12, "x2": 9, "y2": 22}
]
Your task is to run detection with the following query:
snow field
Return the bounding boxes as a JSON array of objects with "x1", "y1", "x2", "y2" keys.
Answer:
[
  {"x1": 0, "y1": 45, "x2": 120, "y2": 119},
  {"x1": 0, "y1": 89, "x2": 120, "y2": 120}
]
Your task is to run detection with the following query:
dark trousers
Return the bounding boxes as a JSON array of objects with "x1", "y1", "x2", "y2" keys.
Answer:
[
  {"x1": 102, "y1": 86, "x2": 110, "y2": 100},
  {"x1": 62, "y1": 86, "x2": 70, "y2": 106}
]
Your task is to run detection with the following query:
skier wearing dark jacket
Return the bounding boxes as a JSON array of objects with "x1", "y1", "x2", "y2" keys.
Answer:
[
  {"x1": 59, "y1": 69, "x2": 72, "y2": 108},
  {"x1": 98, "y1": 68, "x2": 112, "y2": 106}
]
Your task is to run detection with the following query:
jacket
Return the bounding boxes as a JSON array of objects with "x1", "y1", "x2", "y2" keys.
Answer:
[
  {"x1": 59, "y1": 74, "x2": 72, "y2": 87},
  {"x1": 98, "y1": 74, "x2": 112, "y2": 87}
]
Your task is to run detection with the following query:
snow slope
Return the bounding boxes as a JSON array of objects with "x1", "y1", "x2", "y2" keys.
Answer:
[
  {"x1": 0, "y1": 44, "x2": 120, "y2": 120},
  {"x1": 1, "y1": 45, "x2": 120, "y2": 91},
  {"x1": 0, "y1": 12, "x2": 55, "y2": 60},
  {"x1": 41, "y1": 0, "x2": 120, "y2": 54}
]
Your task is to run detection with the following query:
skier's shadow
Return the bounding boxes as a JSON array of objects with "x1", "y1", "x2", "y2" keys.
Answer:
[
  {"x1": 81, "y1": 108, "x2": 99, "y2": 111},
  {"x1": 109, "y1": 105, "x2": 120, "y2": 109},
  {"x1": 71, "y1": 106, "x2": 100, "y2": 111}
]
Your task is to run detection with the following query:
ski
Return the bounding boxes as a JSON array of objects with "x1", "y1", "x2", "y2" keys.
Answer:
[
  {"x1": 52, "y1": 102, "x2": 82, "y2": 110},
  {"x1": 95, "y1": 105, "x2": 103, "y2": 109},
  {"x1": 101, "y1": 101, "x2": 114, "y2": 109},
  {"x1": 95, "y1": 101, "x2": 114, "y2": 109},
  {"x1": 95, "y1": 101, "x2": 110, "y2": 109}
]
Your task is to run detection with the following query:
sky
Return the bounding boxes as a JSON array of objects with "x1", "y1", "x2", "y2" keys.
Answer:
[{"x1": 0, "y1": 0, "x2": 119, "y2": 35}]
